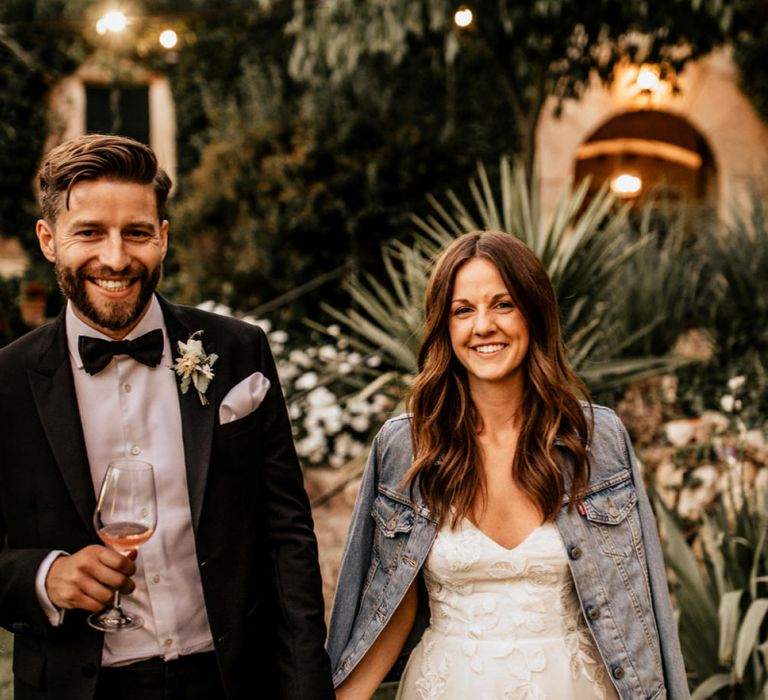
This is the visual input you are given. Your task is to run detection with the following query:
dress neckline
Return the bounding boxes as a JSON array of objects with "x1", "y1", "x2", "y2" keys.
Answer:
[{"x1": 462, "y1": 518, "x2": 553, "y2": 553}]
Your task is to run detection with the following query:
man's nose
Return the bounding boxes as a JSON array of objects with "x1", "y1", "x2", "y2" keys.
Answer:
[{"x1": 98, "y1": 232, "x2": 131, "y2": 271}]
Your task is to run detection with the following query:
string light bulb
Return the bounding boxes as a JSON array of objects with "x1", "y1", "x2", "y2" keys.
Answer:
[
  {"x1": 636, "y1": 66, "x2": 661, "y2": 93},
  {"x1": 96, "y1": 10, "x2": 128, "y2": 35},
  {"x1": 610, "y1": 173, "x2": 642, "y2": 197},
  {"x1": 159, "y1": 29, "x2": 178, "y2": 49},
  {"x1": 454, "y1": 6, "x2": 473, "y2": 28}
]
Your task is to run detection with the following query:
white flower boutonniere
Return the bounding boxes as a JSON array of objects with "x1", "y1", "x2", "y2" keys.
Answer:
[{"x1": 171, "y1": 331, "x2": 218, "y2": 405}]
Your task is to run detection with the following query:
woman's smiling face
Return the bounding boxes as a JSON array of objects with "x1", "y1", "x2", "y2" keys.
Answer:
[{"x1": 448, "y1": 256, "x2": 530, "y2": 395}]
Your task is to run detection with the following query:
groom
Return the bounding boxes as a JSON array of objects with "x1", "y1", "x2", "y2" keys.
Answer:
[{"x1": 0, "y1": 134, "x2": 334, "y2": 699}]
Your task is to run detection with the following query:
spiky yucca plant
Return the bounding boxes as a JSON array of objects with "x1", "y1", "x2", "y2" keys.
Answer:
[{"x1": 656, "y1": 485, "x2": 768, "y2": 700}]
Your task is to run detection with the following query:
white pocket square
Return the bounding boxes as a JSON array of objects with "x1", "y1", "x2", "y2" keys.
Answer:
[{"x1": 218, "y1": 371, "x2": 271, "y2": 424}]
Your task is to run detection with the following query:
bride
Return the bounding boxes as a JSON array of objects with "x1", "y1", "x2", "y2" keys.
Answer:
[{"x1": 327, "y1": 231, "x2": 688, "y2": 699}]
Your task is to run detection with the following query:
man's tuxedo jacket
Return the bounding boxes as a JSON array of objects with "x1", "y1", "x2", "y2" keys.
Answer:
[{"x1": 0, "y1": 297, "x2": 334, "y2": 699}]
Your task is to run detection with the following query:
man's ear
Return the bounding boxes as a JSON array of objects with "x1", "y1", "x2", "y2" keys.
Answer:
[
  {"x1": 36, "y1": 220, "x2": 57, "y2": 263},
  {"x1": 159, "y1": 219, "x2": 169, "y2": 261}
]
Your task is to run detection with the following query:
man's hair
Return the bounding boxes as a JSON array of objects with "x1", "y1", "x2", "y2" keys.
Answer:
[{"x1": 38, "y1": 134, "x2": 172, "y2": 223}]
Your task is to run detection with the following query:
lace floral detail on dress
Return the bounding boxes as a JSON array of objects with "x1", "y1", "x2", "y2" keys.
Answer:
[
  {"x1": 396, "y1": 520, "x2": 619, "y2": 700},
  {"x1": 414, "y1": 638, "x2": 449, "y2": 700},
  {"x1": 559, "y1": 576, "x2": 614, "y2": 699}
]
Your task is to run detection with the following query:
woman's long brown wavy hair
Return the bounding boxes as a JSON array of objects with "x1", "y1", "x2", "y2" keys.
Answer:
[{"x1": 404, "y1": 230, "x2": 592, "y2": 526}]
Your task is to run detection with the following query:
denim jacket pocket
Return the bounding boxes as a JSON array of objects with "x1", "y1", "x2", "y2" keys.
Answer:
[
  {"x1": 372, "y1": 493, "x2": 415, "y2": 572},
  {"x1": 582, "y1": 476, "x2": 640, "y2": 558}
]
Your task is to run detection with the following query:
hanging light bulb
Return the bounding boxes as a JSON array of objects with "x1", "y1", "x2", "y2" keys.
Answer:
[
  {"x1": 454, "y1": 6, "x2": 473, "y2": 28},
  {"x1": 636, "y1": 66, "x2": 661, "y2": 93},
  {"x1": 159, "y1": 29, "x2": 178, "y2": 49},
  {"x1": 96, "y1": 10, "x2": 128, "y2": 35},
  {"x1": 610, "y1": 172, "x2": 642, "y2": 197}
]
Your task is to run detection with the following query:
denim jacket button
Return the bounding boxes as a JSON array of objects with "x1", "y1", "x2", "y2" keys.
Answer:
[
  {"x1": 612, "y1": 666, "x2": 624, "y2": 680},
  {"x1": 387, "y1": 516, "x2": 398, "y2": 529},
  {"x1": 568, "y1": 545, "x2": 582, "y2": 560},
  {"x1": 586, "y1": 605, "x2": 600, "y2": 620}
]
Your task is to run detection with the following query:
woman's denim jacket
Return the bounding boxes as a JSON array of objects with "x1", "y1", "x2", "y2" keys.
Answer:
[{"x1": 327, "y1": 405, "x2": 690, "y2": 699}]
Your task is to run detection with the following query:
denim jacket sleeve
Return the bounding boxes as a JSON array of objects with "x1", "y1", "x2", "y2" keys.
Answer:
[
  {"x1": 326, "y1": 423, "x2": 382, "y2": 672},
  {"x1": 619, "y1": 418, "x2": 690, "y2": 699}
]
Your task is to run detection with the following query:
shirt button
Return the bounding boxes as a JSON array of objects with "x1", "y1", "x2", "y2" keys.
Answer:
[
  {"x1": 612, "y1": 666, "x2": 624, "y2": 680},
  {"x1": 586, "y1": 605, "x2": 600, "y2": 620},
  {"x1": 164, "y1": 638, "x2": 173, "y2": 647},
  {"x1": 123, "y1": 383, "x2": 132, "y2": 393},
  {"x1": 152, "y1": 574, "x2": 161, "y2": 584},
  {"x1": 568, "y1": 545, "x2": 582, "y2": 560},
  {"x1": 131, "y1": 445, "x2": 141, "y2": 455}
]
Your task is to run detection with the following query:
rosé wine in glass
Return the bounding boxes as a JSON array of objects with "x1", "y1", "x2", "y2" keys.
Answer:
[{"x1": 88, "y1": 459, "x2": 157, "y2": 632}]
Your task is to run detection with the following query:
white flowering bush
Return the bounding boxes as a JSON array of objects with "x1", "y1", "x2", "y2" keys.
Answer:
[
  {"x1": 196, "y1": 302, "x2": 400, "y2": 467},
  {"x1": 643, "y1": 375, "x2": 768, "y2": 526}
]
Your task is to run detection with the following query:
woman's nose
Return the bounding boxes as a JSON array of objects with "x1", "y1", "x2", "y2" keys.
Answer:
[{"x1": 473, "y1": 308, "x2": 495, "y2": 335}]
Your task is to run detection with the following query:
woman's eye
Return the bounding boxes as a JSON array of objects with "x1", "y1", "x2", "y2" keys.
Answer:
[
  {"x1": 452, "y1": 306, "x2": 472, "y2": 316},
  {"x1": 496, "y1": 300, "x2": 514, "y2": 310}
]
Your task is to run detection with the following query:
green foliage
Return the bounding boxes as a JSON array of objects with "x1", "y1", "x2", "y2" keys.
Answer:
[
  {"x1": 288, "y1": 0, "x2": 737, "y2": 176},
  {"x1": 325, "y1": 157, "x2": 689, "y2": 394},
  {"x1": 0, "y1": 0, "x2": 88, "y2": 250},
  {"x1": 656, "y1": 484, "x2": 768, "y2": 698},
  {"x1": 676, "y1": 190, "x2": 768, "y2": 423}
]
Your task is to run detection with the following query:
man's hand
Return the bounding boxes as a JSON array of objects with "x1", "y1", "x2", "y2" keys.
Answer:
[{"x1": 45, "y1": 545, "x2": 137, "y2": 612}]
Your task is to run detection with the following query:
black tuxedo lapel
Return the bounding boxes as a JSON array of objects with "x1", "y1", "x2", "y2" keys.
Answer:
[
  {"x1": 160, "y1": 298, "x2": 216, "y2": 533},
  {"x1": 27, "y1": 315, "x2": 96, "y2": 535}
]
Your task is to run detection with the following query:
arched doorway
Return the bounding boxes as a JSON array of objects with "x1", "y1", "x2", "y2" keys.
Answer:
[{"x1": 574, "y1": 111, "x2": 717, "y2": 205}]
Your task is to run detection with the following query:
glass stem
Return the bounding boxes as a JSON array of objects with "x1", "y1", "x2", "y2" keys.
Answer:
[{"x1": 112, "y1": 589, "x2": 123, "y2": 613}]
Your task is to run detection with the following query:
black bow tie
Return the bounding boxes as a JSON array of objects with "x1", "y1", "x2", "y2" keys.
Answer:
[{"x1": 79, "y1": 329, "x2": 164, "y2": 375}]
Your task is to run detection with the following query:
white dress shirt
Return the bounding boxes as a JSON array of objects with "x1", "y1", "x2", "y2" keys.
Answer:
[{"x1": 35, "y1": 296, "x2": 214, "y2": 666}]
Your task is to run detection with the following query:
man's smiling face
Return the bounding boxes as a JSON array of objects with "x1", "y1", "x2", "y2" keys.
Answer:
[{"x1": 36, "y1": 178, "x2": 168, "y2": 339}]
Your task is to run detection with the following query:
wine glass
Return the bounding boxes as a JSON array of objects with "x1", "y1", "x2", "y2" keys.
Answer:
[{"x1": 87, "y1": 459, "x2": 157, "y2": 632}]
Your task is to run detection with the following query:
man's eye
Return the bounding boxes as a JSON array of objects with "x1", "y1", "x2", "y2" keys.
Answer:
[
  {"x1": 125, "y1": 229, "x2": 152, "y2": 238},
  {"x1": 76, "y1": 230, "x2": 97, "y2": 237}
]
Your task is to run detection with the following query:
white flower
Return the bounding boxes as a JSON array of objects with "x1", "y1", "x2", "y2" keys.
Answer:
[
  {"x1": 196, "y1": 300, "x2": 216, "y2": 312},
  {"x1": 727, "y1": 375, "x2": 746, "y2": 392},
  {"x1": 350, "y1": 414, "x2": 370, "y2": 432},
  {"x1": 269, "y1": 330, "x2": 289, "y2": 345},
  {"x1": 664, "y1": 419, "x2": 698, "y2": 447},
  {"x1": 289, "y1": 349, "x2": 312, "y2": 369},
  {"x1": 277, "y1": 362, "x2": 299, "y2": 382},
  {"x1": 720, "y1": 394, "x2": 735, "y2": 413},
  {"x1": 326, "y1": 324, "x2": 340, "y2": 337},
  {"x1": 212, "y1": 303, "x2": 232, "y2": 317},
  {"x1": 251, "y1": 318, "x2": 272, "y2": 334},
  {"x1": 677, "y1": 465, "x2": 718, "y2": 520},
  {"x1": 294, "y1": 372, "x2": 318, "y2": 390},
  {"x1": 307, "y1": 386, "x2": 335, "y2": 407},
  {"x1": 319, "y1": 345, "x2": 338, "y2": 362},
  {"x1": 338, "y1": 362, "x2": 352, "y2": 375},
  {"x1": 171, "y1": 331, "x2": 218, "y2": 406},
  {"x1": 366, "y1": 354, "x2": 382, "y2": 368}
]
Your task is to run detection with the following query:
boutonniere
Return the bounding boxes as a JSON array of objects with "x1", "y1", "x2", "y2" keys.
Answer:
[{"x1": 171, "y1": 331, "x2": 218, "y2": 405}]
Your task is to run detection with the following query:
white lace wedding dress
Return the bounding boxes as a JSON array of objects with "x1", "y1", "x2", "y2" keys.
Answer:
[{"x1": 396, "y1": 519, "x2": 619, "y2": 700}]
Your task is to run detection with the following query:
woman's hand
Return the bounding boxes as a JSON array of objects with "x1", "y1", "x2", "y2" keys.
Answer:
[{"x1": 335, "y1": 579, "x2": 418, "y2": 700}]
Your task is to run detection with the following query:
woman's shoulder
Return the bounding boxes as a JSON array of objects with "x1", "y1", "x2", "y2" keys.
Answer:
[
  {"x1": 370, "y1": 413, "x2": 415, "y2": 485},
  {"x1": 583, "y1": 402, "x2": 635, "y2": 481}
]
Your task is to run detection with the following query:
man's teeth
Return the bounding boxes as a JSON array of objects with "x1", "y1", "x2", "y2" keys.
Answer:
[
  {"x1": 94, "y1": 279, "x2": 131, "y2": 291},
  {"x1": 475, "y1": 344, "x2": 505, "y2": 354}
]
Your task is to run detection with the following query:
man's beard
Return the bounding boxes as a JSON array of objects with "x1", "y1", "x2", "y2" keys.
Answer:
[{"x1": 56, "y1": 262, "x2": 162, "y2": 332}]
